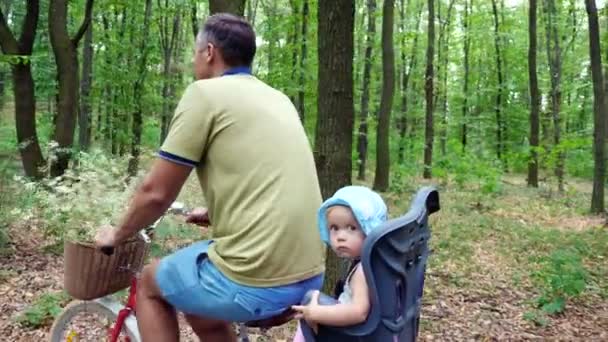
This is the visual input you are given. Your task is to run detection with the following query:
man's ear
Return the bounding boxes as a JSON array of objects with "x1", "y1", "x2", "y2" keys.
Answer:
[{"x1": 206, "y1": 43, "x2": 215, "y2": 63}]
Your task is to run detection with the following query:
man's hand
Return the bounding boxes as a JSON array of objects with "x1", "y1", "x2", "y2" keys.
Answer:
[
  {"x1": 291, "y1": 290, "x2": 320, "y2": 333},
  {"x1": 94, "y1": 224, "x2": 119, "y2": 249},
  {"x1": 185, "y1": 207, "x2": 211, "y2": 227}
]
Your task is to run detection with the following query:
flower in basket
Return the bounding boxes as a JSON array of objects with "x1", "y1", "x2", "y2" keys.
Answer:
[{"x1": 17, "y1": 149, "x2": 144, "y2": 245}]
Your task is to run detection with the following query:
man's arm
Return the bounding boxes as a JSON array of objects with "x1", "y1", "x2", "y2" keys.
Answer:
[{"x1": 96, "y1": 158, "x2": 192, "y2": 247}]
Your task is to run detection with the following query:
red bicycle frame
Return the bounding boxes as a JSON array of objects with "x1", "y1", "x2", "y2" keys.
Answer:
[{"x1": 108, "y1": 277, "x2": 138, "y2": 342}]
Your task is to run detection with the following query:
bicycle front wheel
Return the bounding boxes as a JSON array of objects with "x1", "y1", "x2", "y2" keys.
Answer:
[{"x1": 49, "y1": 297, "x2": 140, "y2": 342}]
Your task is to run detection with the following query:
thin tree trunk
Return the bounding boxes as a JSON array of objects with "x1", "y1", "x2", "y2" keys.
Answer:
[
  {"x1": 287, "y1": 1, "x2": 299, "y2": 105},
  {"x1": 500, "y1": 0, "x2": 509, "y2": 158},
  {"x1": 315, "y1": 0, "x2": 355, "y2": 293},
  {"x1": 491, "y1": 0, "x2": 503, "y2": 163},
  {"x1": 247, "y1": 0, "x2": 260, "y2": 25},
  {"x1": 578, "y1": 81, "x2": 590, "y2": 132},
  {"x1": 461, "y1": 0, "x2": 471, "y2": 151},
  {"x1": 209, "y1": 0, "x2": 246, "y2": 15},
  {"x1": 48, "y1": 0, "x2": 94, "y2": 177},
  {"x1": 473, "y1": 67, "x2": 482, "y2": 152},
  {"x1": 434, "y1": 0, "x2": 441, "y2": 113},
  {"x1": 356, "y1": 0, "x2": 376, "y2": 181},
  {"x1": 585, "y1": 0, "x2": 606, "y2": 214},
  {"x1": 439, "y1": 0, "x2": 454, "y2": 156},
  {"x1": 397, "y1": 0, "x2": 410, "y2": 164},
  {"x1": 423, "y1": 0, "x2": 435, "y2": 179},
  {"x1": 528, "y1": 0, "x2": 540, "y2": 187},
  {"x1": 0, "y1": 1, "x2": 11, "y2": 113},
  {"x1": 543, "y1": 0, "x2": 564, "y2": 192},
  {"x1": 111, "y1": 8, "x2": 128, "y2": 155},
  {"x1": 373, "y1": 0, "x2": 395, "y2": 191},
  {"x1": 100, "y1": 14, "x2": 111, "y2": 146},
  {"x1": 296, "y1": 0, "x2": 308, "y2": 122},
  {"x1": 0, "y1": 0, "x2": 45, "y2": 179},
  {"x1": 0, "y1": 67, "x2": 6, "y2": 112},
  {"x1": 159, "y1": 3, "x2": 182, "y2": 144},
  {"x1": 398, "y1": 0, "x2": 422, "y2": 164},
  {"x1": 127, "y1": 0, "x2": 153, "y2": 177},
  {"x1": 79, "y1": 22, "x2": 93, "y2": 151},
  {"x1": 191, "y1": 2, "x2": 198, "y2": 37}
]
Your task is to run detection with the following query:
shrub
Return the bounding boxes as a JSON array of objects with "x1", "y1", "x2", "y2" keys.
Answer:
[
  {"x1": 14, "y1": 148, "x2": 143, "y2": 243},
  {"x1": 533, "y1": 249, "x2": 588, "y2": 315}
]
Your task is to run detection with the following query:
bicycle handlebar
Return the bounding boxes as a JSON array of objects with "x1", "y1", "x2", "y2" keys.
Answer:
[{"x1": 101, "y1": 246, "x2": 115, "y2": 256}]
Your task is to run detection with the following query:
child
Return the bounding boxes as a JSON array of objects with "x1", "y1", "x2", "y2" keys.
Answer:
[{"x1": 291, "y1": 185, "x2": 388, "y2": 340}]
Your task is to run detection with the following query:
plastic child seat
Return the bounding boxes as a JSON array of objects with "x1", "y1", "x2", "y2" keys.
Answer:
[{"x1": 300, "y1": 186, "x2": 440, "y2": 342}]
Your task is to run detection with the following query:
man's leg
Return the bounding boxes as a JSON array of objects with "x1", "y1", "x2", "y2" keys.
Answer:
[
  {"x1": 136, "y1": 261, "x2": 179, "y2": 342},
  {"x1": 184, "y1": 314, "x2": 237, "y2": 342}
]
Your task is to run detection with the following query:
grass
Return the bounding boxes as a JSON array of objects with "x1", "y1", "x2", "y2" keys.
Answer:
[{"x1": 421, "y1": 177, "x2": 607, "y2": 332}]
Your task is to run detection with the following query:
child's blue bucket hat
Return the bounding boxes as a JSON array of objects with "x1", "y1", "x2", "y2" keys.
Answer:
[{"x1": 317, "y1": 185, "x2": 388, "y2": 245}]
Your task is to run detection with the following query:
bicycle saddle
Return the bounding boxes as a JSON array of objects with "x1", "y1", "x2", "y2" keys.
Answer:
[{"x1": 244, "y1": 308, "x2": 295, "y2": 328}]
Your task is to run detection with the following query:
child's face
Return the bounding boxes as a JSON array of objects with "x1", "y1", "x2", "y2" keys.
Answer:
[{"x1": 327, "y1": 206, "x2": 365, "y2": 259}]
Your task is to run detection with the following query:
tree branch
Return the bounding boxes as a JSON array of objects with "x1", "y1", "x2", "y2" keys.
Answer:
[
  {"x1": 18, "y1": 0, "x2": 39, "y2": 53},
  {"x1": 72, "y1": 0, "x2": 94, "y2": 45}
]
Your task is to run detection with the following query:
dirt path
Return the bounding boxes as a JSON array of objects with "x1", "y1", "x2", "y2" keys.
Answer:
[{"x1": 2, "y1": 230, "x2": 607, "y2": 341}]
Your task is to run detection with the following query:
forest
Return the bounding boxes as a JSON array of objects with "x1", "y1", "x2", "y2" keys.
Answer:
[{"x1": 0, "y1": 0, "x2": 607, "y2": 340}]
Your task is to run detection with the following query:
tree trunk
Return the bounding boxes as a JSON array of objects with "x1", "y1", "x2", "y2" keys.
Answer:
[
  {"x1": 578, "y1": 82, "x2": 590, "y2": 132},
  {"x1": 398, "y1": 0, "x2": 422, "y2": 164},
  {"x1": 14, "y1": 64, "x2": 46, "y2": 178},
  {"x1": 127, "y1": 0, "x2": 153, "y2": 177},
  {"x1": 0, "y1": 0, "x2": 45, "y2": 179},
  {"x1": 79, "y1": 22, "x2": 93, "y2": 151},
  {"x1": 491, "y1": 0, "x2": 503, "y2": 163},
  {"x1": 315, "y1": 0, "x2": 355, "y2": 293},
  {"x1": 48, "y1": 0, "x2": 94, "y2": 177},
  {"x1": 423, "y1": 0, "x2": 435, "y2": 179},
  {"x1": 397, "y1": 0, "x2": 410, "y2": 164},
  {"x1": 191, "y1": 2, "x2": 198, "y2": 37},
  {"x1": 0, "y1": 0, "x2": 12, "y2": 113},
  {"x1": 461, "y1": 0, "x2": 471, "y2": 152},
  {"x1": 209, "y1": 0, "x2": 246, "y2": 15},
  {"x1": 543, "y1": 0, "x2": 564, "y2": 192},
  {"x1": 528, "y1": 0, "x2": 540, "y2": 188},
  {"x1": 585, "y1": 0, "x2": 606, "y2": 214},
  {"x1": 433, "y1": 0, "x2": 441, "y2": 112},
  {"x1": 0, "y1": 1, "x2": 9, "y2": 113},
  {"x1": 473, "y1": 67, "x2": 482, "y2": 152},
  {"x1": 159, "y1": 4, "x2": 182, "y2": 144},
  {"x1": 289, "y1": 1, "x2": 300, "y2": 105},
  {"x1": 356, "y1": 0, "x2": 376, "y2": 181},
  {"x1": 247, "y1": 0, "x2": 260, "y2": 25},
  {"x1": 438, "y1": 0, "x2": 454, "y2": 156},
  {"x1": 0, "y1": 67, "x2": 5, "y2": 113},
  {"x1": 296, "y1": 0, "x2": 309, "y2": 122},
  {"x1": 373, "y1": 0, "x2": 395, "y2": 191}
]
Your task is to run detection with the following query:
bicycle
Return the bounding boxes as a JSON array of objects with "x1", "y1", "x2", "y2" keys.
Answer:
[{"x1": 49, "y1": 202, "x2": 294, "y2": 342}]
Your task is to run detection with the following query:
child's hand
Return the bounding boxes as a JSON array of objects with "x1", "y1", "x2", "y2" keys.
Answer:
[{"x1": 292, "y1": 290, "x2": 320, "y2": 333}]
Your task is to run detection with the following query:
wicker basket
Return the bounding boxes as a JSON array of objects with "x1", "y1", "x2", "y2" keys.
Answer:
[{"x1": 63, "y1": 237, "x2": 149, "y2": 300}]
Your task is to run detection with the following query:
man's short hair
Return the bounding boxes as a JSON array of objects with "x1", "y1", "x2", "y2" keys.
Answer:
[{"x1": 201, "y1": 13, "x2": 256, "y2": 67}]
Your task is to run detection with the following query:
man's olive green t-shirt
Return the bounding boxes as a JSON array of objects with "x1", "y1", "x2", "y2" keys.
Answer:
[{"x1": 160, "y1": 74, "x2": 326, "y2": 287}]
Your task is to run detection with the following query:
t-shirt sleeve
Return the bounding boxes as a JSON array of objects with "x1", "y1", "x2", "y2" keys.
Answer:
[{"x1": 158, "y1": 82, "x2": 212, "y2": 167}]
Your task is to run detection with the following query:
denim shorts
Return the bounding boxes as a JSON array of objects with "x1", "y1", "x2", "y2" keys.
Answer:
[{"x1": 155, "y1": 240, "x2": 324, "y2": 322}]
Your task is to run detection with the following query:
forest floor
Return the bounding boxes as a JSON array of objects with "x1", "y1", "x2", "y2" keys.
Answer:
[{"x1": 1, "y1": 155, "x2": 608, "y2": 340}]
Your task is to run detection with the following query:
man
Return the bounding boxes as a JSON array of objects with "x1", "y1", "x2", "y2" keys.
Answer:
[{"x1": 95, "y1": 13, "x2": 325, "y2": 342}]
